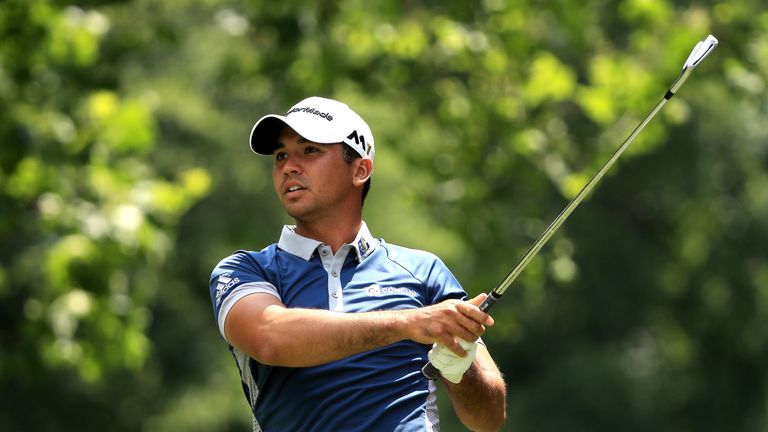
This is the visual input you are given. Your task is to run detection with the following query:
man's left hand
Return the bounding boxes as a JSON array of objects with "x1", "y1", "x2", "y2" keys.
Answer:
[{"x1": 427, "y1": 338, "x2": 478, "y2": 384}]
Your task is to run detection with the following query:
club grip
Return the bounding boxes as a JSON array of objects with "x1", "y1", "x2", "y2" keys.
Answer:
[
  {"x1": 421, "y1": 361, "x2": 441, "y2": 381},
  {"x1": 478, "y1": 291, "x2": 500, "y2": 313}
]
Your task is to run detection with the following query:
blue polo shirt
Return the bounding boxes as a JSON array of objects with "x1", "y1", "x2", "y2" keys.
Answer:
[{"x1": 209, "y1": 222, "x2": 467, "y2": 431}]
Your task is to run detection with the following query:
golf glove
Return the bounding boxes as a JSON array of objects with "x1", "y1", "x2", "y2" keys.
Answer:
[{"x1": 427, "y1": 338, "x2": 477, "y2": 384}]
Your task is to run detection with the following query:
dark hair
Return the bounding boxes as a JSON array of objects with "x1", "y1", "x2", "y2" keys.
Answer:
[{"x1": 342, "y1": 144, "x2": 371, "y2": 205}]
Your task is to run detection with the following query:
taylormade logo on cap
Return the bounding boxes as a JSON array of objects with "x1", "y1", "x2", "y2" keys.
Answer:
[
  {"x1": 285, "y1": 106, "x2": 334, "y2": 121},
  {"x1": 249, "y1": 96, "x2": 375, "y2": 160}
]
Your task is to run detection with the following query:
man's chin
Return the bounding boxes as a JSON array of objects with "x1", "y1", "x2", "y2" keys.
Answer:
[{"x1": 283, "y1": 205, "x2": 315, "y2": 221}]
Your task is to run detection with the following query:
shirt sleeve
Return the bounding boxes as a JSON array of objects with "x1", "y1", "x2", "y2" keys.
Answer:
[
  {"x1": 426, "y1": 255, "x2": 467, "y2": 304},
  {"x1": 210, "y1": 251, "x2": 280, "y2": 342}
]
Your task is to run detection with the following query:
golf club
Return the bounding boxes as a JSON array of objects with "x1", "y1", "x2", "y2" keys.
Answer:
[{"x1": 423, "y1": 34, "x2": 719, "y2": 380}]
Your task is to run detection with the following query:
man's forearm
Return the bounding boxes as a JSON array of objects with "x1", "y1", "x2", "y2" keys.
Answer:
[
  {"x1": 246, "y1": 305, "x2": 411, "y2": 366},
  {"x1": 442, "y1": 347, "x2": 507, "y2": 432}
]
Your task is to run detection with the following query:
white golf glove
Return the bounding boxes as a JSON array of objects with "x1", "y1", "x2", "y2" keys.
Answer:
[{"x1": 427, "y1": 338, "x2": 478, "y2": 384}]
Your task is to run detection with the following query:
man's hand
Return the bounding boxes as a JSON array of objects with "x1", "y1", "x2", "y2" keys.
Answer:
[
  {"x1": 403, "y1": 293, "x2": 493, "y2": 357},
  {"x1": 428, "y1": 338, "x2": 478, "y2": 383}
]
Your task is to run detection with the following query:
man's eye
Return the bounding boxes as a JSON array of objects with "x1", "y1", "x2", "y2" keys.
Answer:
[
  {"x1": 275, "y1": 152, "x2": 287, "y2": 161},
  {"x1": 305, "y1": 146, "x2": 319, "y2": 154}
]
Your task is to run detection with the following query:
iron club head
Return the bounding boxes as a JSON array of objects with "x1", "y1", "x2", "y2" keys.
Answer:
[{"x1": 684, "y1": 34, "x2": 719, "y2": 70}]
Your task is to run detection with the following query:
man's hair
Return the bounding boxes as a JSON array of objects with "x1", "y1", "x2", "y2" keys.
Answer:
[{"x1": 342, "y1": 144, "x2": 371, "y2": 205}]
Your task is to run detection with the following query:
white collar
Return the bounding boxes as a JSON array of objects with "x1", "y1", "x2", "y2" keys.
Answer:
[{"x1": 277, "y1": 221, "x2": 378, "y2": 262}]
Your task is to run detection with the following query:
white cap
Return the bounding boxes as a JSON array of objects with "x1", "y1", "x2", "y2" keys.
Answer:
[{"x1": 249, "y1": 96, "x2": 375, "y2": 160}]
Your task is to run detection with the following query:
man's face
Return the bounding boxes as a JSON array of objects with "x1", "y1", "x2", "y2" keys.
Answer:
[{"x1": 272, "y1": 127, "x2": 358, "y2": 223}]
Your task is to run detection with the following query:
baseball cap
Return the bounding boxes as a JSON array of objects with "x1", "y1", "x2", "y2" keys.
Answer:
[{"x1": 249, "y1": 96, "x2": 375, "y2": 160}]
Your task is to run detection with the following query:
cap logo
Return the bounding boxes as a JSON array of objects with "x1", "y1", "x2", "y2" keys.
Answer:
[
  {"x1": 346, "y1": 130, "x2": 370, "y2": 154},
  {"x1": 286, "y1": 106, "x2": 334, "y2": 122}
]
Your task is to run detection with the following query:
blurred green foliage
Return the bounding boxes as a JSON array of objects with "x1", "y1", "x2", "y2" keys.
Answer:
[{"x1": 1, "y1": 0, "x2": 767, "y2": 430}]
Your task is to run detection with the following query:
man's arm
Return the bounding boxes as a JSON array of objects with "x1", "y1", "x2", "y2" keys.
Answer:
[
  {"x1": 224, "y1": 292, "x2": 493, "y2": 367},
  {"x1": 441, "y1": 344, "x2": 507, "y2": 432}
]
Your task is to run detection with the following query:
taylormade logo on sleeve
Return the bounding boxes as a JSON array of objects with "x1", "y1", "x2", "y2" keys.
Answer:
[{"x1": 286, "y1": 106, "x2": 334, "y2": 121}]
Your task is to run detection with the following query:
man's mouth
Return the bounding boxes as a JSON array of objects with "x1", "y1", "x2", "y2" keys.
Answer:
[{"x1": 285, "y1": 184, "x2": 306, "y2": 195}]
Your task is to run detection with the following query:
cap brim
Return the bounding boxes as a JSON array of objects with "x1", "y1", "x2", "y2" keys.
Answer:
[
  {"x1": 250, "y1": 112, "x2": 350, "y2": 155},
  {"x1": 249, "y1": 115, "x2": 289, "y2": 155}
]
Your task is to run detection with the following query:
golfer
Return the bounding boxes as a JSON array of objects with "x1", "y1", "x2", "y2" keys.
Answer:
[{"x1": 209, "y1": 96, "x2": 506, "y2": 431}]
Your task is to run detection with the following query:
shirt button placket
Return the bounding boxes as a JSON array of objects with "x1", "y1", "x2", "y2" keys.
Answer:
[{"x1": 323, "y1": 247, "x2": 345, "y2": 312}]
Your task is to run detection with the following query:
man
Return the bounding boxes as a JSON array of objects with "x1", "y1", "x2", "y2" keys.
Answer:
[{"x1": 209, "y1": 96, "x2": 507, "y2": 431}]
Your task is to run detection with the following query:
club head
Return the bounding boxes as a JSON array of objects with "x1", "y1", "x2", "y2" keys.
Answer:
[{"x1": 683, "y1": 34, "x2": 718, "y2": 70}]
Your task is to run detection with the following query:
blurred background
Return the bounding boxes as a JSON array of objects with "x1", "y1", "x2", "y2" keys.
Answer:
[{"x1": 2, "y1": 0, "x2": 767, "y2": 430}]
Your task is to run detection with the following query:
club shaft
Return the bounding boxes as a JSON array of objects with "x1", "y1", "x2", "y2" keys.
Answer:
[
  {"x1": 425, "y1": 93, "x2": 673, "y2": 381},
  {"x1": 483, "y1": 67, "x2": 693, "y2": 310},
  {"x1": 490, "y1": 99, "x2": 668, "y2": 299}
]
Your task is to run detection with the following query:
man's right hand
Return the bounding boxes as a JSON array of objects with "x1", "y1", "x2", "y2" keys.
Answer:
[{"x1": 404, "y1": 293, "x2": 493, "y2": 357}]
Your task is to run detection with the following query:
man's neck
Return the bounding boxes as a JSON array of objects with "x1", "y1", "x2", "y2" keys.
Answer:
[{"x1": 294, "y1": 214, "x2": 362, "y2": 254}]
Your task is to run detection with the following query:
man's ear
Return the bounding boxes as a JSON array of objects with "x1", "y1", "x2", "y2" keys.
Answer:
[{"x1": 353, "y1": 158, "x2": 373, "y2": 187}]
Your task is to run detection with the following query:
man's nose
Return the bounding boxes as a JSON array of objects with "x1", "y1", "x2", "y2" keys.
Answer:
[{"x1": 282, "y1": 155, "x2": 302, "y2": 174}]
